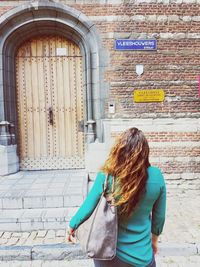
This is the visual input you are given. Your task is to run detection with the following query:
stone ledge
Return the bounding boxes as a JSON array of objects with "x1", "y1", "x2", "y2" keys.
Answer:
[
  {"x1": 0, "y1": 243, "x2": 199, "y2": 261},
  {"x1": 31, "y1": 243, "x2": 85, "y2": 261},
  {"x1": 0, "y1": 245, "x2": 31, "y2": 261}
]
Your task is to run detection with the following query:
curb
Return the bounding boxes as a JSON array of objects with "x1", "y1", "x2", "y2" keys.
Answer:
[
  {"x1": 0, "y1": 243, "x2": 199, "y2": 261},
  {"x1": 159, "y1": 243, "x2": 199, "y2": 257},
  {"x1": 0, "y1": 243, "x2": 85, "y2": 261}
]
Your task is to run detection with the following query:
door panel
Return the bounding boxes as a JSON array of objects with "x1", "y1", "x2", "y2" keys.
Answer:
[{"x1": 15, "y1": 36, "x2": 85, "y2": 170}]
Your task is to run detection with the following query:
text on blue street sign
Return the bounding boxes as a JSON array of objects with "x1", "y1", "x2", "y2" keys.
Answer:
[{"x1": 115, "y1": 39, "x2": 157, "y2": 51}]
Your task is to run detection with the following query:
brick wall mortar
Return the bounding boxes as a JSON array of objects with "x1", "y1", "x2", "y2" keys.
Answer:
[
  {"x1": 150, "y1": 147, "x2": 200, "y2": 157},
  {"x1": 88, "y1": 15, "x2": 200, "y2": 22},
  {"x1": 101, "y1": 32, "x2": 200, "y2": 39},
  {"x1": 149, "y1": 141, "x2": 200, "y2": 147},
  {"x1": 71, "y1": 3, "x2": 200, "y2": 16},
  {"x1": 112, "y1": 132, "x2": 200, "y2": 141},
  {"x1": 3, "y1": 2, "x2": 200, "y2": 15},
  {"x1": 91, "y1": 22, "x2": 200, "y2": 34},
  {"x1": 151, "y1": 162, "x2": 200, "y2": 173},
  {"x1": 2, "y1": 1, "x2": 200, "y2": 6}
]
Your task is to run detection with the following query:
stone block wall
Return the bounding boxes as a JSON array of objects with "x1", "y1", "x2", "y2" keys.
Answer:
[{"x1": 86, "y1": 118, "x2": 200, "y2": 196}]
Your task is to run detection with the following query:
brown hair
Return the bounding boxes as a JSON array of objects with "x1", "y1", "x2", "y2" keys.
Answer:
[{"x1": 101, "y1": 127, "x2": 150, "y2": 218}]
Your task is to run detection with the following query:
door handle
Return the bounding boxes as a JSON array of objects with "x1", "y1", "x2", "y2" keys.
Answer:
[{"x1": 49, "y1": 107, "x2": 53, "y2": 125}]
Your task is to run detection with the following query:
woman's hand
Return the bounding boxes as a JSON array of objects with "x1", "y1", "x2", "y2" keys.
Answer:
[
  {"x1": 152, "y1": 234, "x2": 158, "y2": 255},
  {"x1": 66, "y1": 227, "x2": 76, "y2": 244}
]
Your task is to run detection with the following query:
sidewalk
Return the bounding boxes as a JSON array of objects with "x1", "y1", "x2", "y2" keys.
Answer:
[
  {"x1": 0, "y1": 170, "x2": 87, "y2": 231},
  {"x1": 0, "y1": 257, "x2": 200, "y2": 267},
  {"x1": 0, "y1": 195, "x2": 199, "y2": 265},
  {"x1": 0, "y1": 195, "x2": 200, "y2": 247}
]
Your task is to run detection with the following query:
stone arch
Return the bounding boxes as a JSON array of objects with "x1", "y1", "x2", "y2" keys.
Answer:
[{"x1": 0, "y1": 1, "x2": 107, "y2": 144}]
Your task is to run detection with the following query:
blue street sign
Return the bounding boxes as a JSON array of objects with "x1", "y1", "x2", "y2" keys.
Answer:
[{"x1": 115, "y1": 39, "x2": 157, "y2": 51}]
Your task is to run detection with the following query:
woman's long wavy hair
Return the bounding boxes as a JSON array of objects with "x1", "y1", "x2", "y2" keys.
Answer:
[{"x1": 101, "y1": 127, "x2": 150, "y2": 218}]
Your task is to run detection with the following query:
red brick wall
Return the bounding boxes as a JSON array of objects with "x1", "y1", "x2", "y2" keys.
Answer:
[
  {"x1": 111, "y1": 132, "x2": 200, "y2": 142},
  {"x1": 69, "y1": 3, "x2": 200, "y2": 118}
]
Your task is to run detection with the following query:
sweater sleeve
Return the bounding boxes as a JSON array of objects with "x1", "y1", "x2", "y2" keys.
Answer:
[
  {"x1": 69, "y1": 172, "x2": 105, "y2": 229},
  {"x1": 151, "y1": 171, "x2": 166, "y2": 236}
]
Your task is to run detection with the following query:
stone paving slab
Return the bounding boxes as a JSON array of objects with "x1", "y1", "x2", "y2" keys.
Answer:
[
  {"x1": 0, "y1": 243, "x2": 85, "y2": 261},
  {"x1": 0, "y1": 242, "x2": 199, "y2": 261},
  {"x1": 0, "y1": 246, "x2": 31, "y2": 261},
  {"x1": 0, "y1": 170, "x2": 88, "y2": 209},
  {"x1": 160, "y1": 196, "x2": 200, "y2": 245},
  {"x1": 31, "y1": 244, "x2": 85, "y2": 261},
  {"x1": 0, "y1": 256, "x2": 200, "y2": 267},
  {"x1": 0, "y1": 207, "x2": 77, "y2": 231}
]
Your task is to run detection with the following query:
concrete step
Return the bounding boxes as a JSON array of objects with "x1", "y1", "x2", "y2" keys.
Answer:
[
  {"x1": 0, "y1": 207, "x2": 77, "y2": 231},
  {"x1": 0, "y1": 170, "x2": 88, "y2": 210},
  {"x1": 0, "y1": 193, "x2": 84, "y2": 210},
  {"x1": 0, "y1": 170, "x2": 88, "y2": 231}
]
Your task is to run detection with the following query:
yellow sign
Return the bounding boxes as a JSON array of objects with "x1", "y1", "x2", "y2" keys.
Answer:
[{"x1": 134, "y1": 89, "x2": 165, "y2": 103}]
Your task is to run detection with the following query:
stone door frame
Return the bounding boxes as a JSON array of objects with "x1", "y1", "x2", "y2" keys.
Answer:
[{"x1": 0, "y1": 1, "x2": 107, "y2": 148}]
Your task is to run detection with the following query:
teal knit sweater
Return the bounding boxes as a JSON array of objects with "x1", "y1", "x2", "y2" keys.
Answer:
[{"x1": 69, "y1": 166, "x2": 166, "y2": 267}]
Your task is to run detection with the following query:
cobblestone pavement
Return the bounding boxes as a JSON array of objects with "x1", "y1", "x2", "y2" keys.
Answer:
[
  {"x1": 0, "y1": 195, "x2": 199, "y2": 246},
  {"x1": 0, "y1": 256, "x2": 200, "y2": 267}
]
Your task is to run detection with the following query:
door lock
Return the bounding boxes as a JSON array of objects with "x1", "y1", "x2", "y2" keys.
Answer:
[
  {"x1": 49, "y1": 107, "x2": 53, "y2": 125},
  {"x1": 78, "y1": 120, "x2": 84, "y2": 132}
]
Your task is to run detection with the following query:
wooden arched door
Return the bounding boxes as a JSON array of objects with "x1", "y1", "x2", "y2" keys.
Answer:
[{"x1": 15, "y1": 35, "x2": 85, "y2": 170}]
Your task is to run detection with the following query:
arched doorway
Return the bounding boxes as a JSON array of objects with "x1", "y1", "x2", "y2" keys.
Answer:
[
  {"x1": 0, "y1": 2, "x2": 108, "y2": 174},
  {"x1": 16, "y1": 35, "x2": 84, "y2": 170}
]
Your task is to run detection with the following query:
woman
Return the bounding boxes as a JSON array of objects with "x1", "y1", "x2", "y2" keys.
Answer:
[{"x1": 67, "y1": 127, "x2": 166, "y2": 267}]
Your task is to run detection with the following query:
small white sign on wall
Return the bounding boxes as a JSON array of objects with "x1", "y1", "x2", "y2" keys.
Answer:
[
  {"x1": 136, "y1": 65, "x2": 144, "y2": 76},
  {"x1": 56, "y1": 48, "x2": 67, "y2": 56}
]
